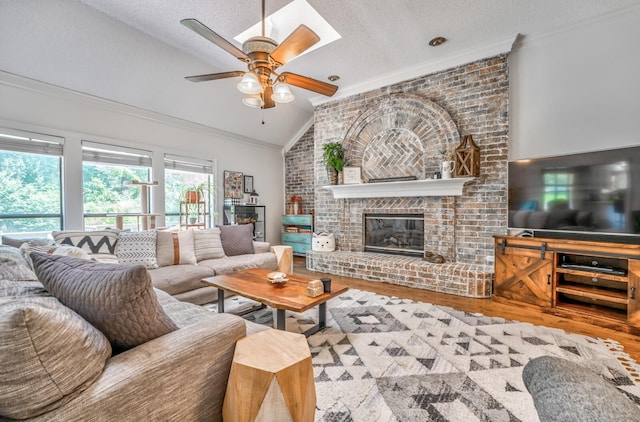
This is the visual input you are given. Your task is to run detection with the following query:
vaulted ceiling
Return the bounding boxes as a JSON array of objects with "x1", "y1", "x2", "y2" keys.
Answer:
[{"x1": 0, "y1": 0, "x2": 636, "y2": 147}]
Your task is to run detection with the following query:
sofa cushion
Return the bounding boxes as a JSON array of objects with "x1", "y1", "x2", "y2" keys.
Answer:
[
  {"x1": 148, "y1": 264, "x2": 215, "y2": 296},
  {"x1": 31, "y1": 253, "x2": 177, "y2": 351},
  {"x1": 218, "y1": 224, "x2": 255, "y2": 256},
  {"x1": 156, "y1": 230, "x2": 197, "y2": 266},
  {"x1": 0, "y1": 295, "x2": 111, "y2": 420},
  {"x1": 116, "y1": 230, "x2": 159, "y2": 269},
  {"x1": 0, "y1": 245, "x2": 38, "y2": 281},
  {"x1": 522, "y1": 356, "x2": 640, "y2": 422},
  {"x1": 52, "y1": 229, "x2": 119, "y2": 262},
  {"x1": 154, "y1": 288, "x2": 219, "y2": 327},
  {"x1": 194, "y1": 228, "x2": 225, "y2": 261},
  {"x1": 512, "y1": 210, "x2": 531, "y2": 228},
  {"x1": 528, "y1": 211, "x2": 549, "y2": 229},
  {"x1": 199, "y1": 253, "x2": 278, "y2": 275}
]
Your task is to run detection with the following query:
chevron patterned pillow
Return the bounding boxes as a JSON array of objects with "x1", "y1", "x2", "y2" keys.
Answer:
[
  {"x1": 52, "y1": 229, "x2": 119, "y2": 261},
  {"x1": 115, "y1": 230, "x2": 158, "y2": 269}
]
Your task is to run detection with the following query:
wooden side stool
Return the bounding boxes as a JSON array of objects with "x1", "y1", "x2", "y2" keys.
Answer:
[
  {"x1": 271, "y1": 245, "x2": 293, "y2": 274},
  {"x1": 222, "y1": 329, "x2": 316, "y2": 422}
]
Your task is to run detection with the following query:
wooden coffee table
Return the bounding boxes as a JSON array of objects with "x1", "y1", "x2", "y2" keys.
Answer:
[{"x1": 202, "y1": 268, "x2": 348, "y2": 336}]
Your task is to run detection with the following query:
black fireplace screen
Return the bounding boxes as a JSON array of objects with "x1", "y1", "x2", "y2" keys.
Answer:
[{"x1": 364, "y1": 213, "x2": 424, "y2": 257}]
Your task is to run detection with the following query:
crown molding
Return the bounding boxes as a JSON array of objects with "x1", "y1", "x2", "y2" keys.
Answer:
[
  {"x1": 310, "y1": 34, "x2": 517, "y2": 107},
  {"x1": 0, "y1": 70, "x2": 282, "y2": 151},
  {"x1": 514, "y1": 3, "x2": 640, "y2": 48}
]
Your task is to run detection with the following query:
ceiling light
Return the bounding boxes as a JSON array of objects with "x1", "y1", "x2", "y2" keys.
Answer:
[
  {"x1": 428, "y1": 36, "x2": 447, "y2": 47},
  {"x1": 237, "y1": 72, "x2": 263, "y2": 94},
  {"x1": 328, "y1": 75, "x2": 340, "y2": 82},
  {"x1": 242, "y1": 93, "x2": 264, "y2": 108},
  {"x1": 272, "y1": 82, "x2": 294, "y2": 103}
]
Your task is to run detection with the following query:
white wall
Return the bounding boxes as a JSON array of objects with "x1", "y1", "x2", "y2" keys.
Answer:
[
  {"x1": 0, "y1": 72, "x2": 284, "y2": 244},
  {"x1": 509, "y1": 5, "x2": 640, "y2": 160}
]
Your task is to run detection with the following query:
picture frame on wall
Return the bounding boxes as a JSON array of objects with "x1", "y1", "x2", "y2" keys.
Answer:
[
  {"x1": 224, "y1": 170, "x2": 243, "y2": 198},
  {"x1": 343, "y1": 166, "x2": 362, "y2": 184},
  {"x1": 243, "y1": 175, "x2": 254, "y2": 193}
]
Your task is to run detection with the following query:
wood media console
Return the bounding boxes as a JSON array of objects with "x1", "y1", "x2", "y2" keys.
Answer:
[{"x1": 493, "y1": 235, "x2": 640, "y2": 332}]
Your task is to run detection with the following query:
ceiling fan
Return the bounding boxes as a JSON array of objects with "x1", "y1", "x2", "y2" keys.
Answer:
[{"x1": 181, "y1": 0, "x2": 338, "y2": 109}]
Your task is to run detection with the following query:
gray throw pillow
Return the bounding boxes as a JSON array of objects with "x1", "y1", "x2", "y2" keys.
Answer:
[
  {"x1": 31, "y1": 253, "x2": 177, "y2": 351},
  {"x1": 0, "y1": 296, "x2": 111, "y2": 419},
  {"x1": 0, "y1": 245, "x2": 38, "y2": 281},
  {"x1": 218, "y1": 224, "x2": 255, "y2": 256},
  {"x1": 1, "y1": 235, "x2": 53, "y2": 248}
]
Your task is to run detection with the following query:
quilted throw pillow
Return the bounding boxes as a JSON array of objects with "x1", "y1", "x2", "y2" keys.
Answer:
[
  {"x1": 0, "y1": 296, "x2": 111, "y2": 419},
  {"x1": 218, "y1": 224, "x2": 255, "y2": 257},
  {"x1": 51, "y1": 229, "x2": 119, "y2": 261},
  {"x1": 193, "y1": 228, "x2": 225, "y2": 261},
  {"x1": 31, "y1": 253, "x2": 177, "y2": 351},
  {"x1": 156, "y1": 229, "x2": 197, "y2": 266},
  {"x1": 116, "y1": 230, "x2": 158, "y2": 269}
]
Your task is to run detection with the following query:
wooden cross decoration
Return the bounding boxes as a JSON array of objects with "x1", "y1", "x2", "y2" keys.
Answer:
[{"x1": 454, "y1": 134, "x2": 480, "y2": 177}]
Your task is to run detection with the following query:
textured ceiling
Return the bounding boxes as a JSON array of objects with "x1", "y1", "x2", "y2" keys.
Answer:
[{"x1": 1, "y1": 0, "x2": 637, "y2": 147}]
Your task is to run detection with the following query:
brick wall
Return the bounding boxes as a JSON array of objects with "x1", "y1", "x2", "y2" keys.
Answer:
[
  {"x1": 313, "y1": 54, "x2": 509, "y2": 265},
  {"x1": 284, "y1": 124, "x2": 315, "y2": 214}
]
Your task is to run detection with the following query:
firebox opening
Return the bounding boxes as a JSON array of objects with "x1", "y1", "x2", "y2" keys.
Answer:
[{"x1": 364, "y1": 213, "x2": 424, "y2": 257}]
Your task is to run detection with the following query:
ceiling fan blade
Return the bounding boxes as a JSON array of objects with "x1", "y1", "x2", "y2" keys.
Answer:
[
  {"x1": 185, "y1": 71, "x2": 244, "y2": 82},
  {"x1": 270, "y1": 25, "x2": 320, "y2": 65},
  {"x1": 280, "y1": 72, "x2": 338, "y2": 97},
  {"x1": 263, "y1": 85, "x2": 275, "y2": 109},
  {"x1": 181, "y1": 18, "x2": 247, "y2": 60}
]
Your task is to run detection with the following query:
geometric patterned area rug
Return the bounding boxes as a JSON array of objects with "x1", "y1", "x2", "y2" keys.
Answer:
[{"x1": 216, "y1": 289, "x2": 640, "y2": 421}]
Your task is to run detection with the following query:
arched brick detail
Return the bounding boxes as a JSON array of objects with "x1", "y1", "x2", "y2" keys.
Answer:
[{"x1": 343, "y1": 94, "x2": 460, "y2": 181}]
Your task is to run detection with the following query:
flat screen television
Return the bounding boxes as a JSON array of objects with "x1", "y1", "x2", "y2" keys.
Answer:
[{"x1": 508, "y1": 146, "x2": 640, "y2": 243}]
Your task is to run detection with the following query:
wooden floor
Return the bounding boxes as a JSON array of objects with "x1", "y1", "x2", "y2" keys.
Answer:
[{"x1": 293, "y1": 257, "x2": 640, "y2": 362}]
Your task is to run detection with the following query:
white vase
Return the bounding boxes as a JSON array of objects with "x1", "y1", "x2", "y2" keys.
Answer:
[{"x1": 441, "y1": 161, "x2": 455, "y2": 179}]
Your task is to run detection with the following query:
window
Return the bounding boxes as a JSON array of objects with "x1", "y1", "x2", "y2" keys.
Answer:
[
  {"x1": 164, "y1": 154, "x2": 215, "y2": 228},
  {"x1": 542, "y1": 171, "x2": 573, "y2": 210},
  {"x1": 0, "y1": 129, "x2": 63, "y2": 236},
  {"x1": 82, "y1": 141, "x2": 152, "y2": 230}
]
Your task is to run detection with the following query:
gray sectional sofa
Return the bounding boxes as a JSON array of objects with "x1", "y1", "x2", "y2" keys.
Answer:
[
  {"x1": 4, "y1": 224, "x2": 279, "y2": 305},
  {"x1": 0, "y1": 226, "x2": 274, "y2": 421}
]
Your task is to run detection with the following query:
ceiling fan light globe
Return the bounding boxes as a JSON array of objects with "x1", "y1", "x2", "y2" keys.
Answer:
[
  {"x1": 237, "y1": 72, "x2": 263, "y2": 94},
  {"x1": 242, "y1": 94, "x2": 265, "y2": 108},
  {"x1": 272, "y1": 82, "x2": 295, "y2": 103}
]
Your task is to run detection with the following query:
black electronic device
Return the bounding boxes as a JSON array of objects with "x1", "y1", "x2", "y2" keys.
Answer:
[{"x1": 508, "y1": 146, "x2": 640, "y2": 243}]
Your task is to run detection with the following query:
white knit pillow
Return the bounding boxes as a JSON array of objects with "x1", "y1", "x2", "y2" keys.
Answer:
[
  {"x1": 193, "y1": 228, "x2": 225, "y2": 261},
  {"x1": 115, "y1": 230, "x2": 158, "y2": 269}
]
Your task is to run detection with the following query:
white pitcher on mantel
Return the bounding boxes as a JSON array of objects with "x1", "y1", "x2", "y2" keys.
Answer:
[{"x1": 441, "y1": 160, "x2": 455, "y2": 179}]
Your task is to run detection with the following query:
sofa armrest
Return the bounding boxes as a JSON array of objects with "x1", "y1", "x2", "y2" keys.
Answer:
[
  {"x1": 253, "y1": 240, "x2": 271, "y2": 254},
  {"x1": 32, "y1": 314, "x2": 245, "y2": 422}
]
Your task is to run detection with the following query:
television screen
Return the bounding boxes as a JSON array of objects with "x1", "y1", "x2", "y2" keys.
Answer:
[{"x1": 508, "y1": 146, "x2": 640, "y2": 240}]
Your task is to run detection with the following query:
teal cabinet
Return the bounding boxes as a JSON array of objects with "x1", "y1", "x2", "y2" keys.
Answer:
[{"x1": 281, "y1": 214, "x2": 313, "y2": 256}]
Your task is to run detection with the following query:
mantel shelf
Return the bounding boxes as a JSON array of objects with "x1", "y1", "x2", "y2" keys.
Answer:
[{"x1": 323, "y1": 177, "x2": 474, "y2": 199}]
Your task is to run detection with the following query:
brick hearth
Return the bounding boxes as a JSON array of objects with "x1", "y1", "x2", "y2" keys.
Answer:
[{"x1": 307, "y1": 251, "x2": 493, "y2": 298}]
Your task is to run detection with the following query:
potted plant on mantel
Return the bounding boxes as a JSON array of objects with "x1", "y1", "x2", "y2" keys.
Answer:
[{"x1": 322, "y1": 141, "x2": 345, "y2": 185}]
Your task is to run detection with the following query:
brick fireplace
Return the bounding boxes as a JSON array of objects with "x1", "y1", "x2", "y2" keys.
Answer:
[{"x1": 286, "y1": 54, "x2": 509, "y2": 298}]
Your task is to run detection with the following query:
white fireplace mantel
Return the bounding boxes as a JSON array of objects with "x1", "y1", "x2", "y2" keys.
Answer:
[{"x1": 323, "y1": 177, "x2": 474, "y2": 199}]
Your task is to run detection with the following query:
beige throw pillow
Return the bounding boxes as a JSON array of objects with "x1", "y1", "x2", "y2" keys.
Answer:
[
  {"x1": 156, "y1": 229, "x2": 197, "y2": 266},
  {"x1": 31, "y1": 253, "x2": 177, "y2": 352},
  {"x1": 193, "y1": 228, "x2": 225, "y2": 261},
  {"x1": 0, "y1": 296, "x2": 111, "y2": 419}
]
